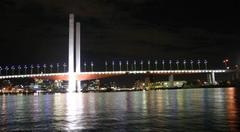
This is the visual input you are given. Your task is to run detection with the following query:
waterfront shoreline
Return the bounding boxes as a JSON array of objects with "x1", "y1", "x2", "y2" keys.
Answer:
[
  {"x1": 0, "y1": 85, "x2": 239, "y2": 95},
  {"x1": 82, "y1": 85, "x2": 239, "y2": 93}
]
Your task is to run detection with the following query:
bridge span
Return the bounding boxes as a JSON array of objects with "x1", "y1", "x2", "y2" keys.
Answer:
[{"x1": 0, "y1": 69, "x2": 233, "y2": 81}]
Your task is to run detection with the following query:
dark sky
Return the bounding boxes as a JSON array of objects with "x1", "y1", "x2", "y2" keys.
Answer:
[{"x1": 0, "y1": 0, "x2": 240, "y2": 69}]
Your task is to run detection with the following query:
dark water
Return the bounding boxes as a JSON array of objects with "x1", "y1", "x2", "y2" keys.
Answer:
[{"x1": 1, "y1": 88, "x2": 240, "y2": 131}]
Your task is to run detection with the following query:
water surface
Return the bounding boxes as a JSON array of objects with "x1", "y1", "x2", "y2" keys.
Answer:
[{"x1": 1, "y1": 87, "x2": 240, "y2": 131}]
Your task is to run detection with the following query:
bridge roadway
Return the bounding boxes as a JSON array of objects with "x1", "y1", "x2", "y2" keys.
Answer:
[{"x1": 0, "y1": 69, "x2": 233, "y2": 81}]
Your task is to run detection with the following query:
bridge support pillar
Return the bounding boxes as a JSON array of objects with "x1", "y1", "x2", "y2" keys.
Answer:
[
  {"x1": 168, "y1": 74, "x2": 174, "y2": 87},
  {"x1": 211, "y1": 72, "x2": 217, "y2": 85},
  {"x1": 207, "y1": 73, "x2": 212, "y2": 84},
  {"x1": 207, "y1": 72, "x2": 216, "y2": 85},
  {"x1": 68, "y1": 13, "x2": 76, "y2": 92},
  {"x1": 76, "y1": 22, "x2": 81, "y2": 92},
  {"x1": 76, "y1": 81, "x2": 81, "y2": 92}
]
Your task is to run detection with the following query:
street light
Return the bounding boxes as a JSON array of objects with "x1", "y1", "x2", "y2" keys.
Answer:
[
  {"x1": 112, "y1": 61, "x2": 115, "y2": 71},
  {"x1": 24, "y1": 65, "x2": 27, "y2": 74},
  {"x1": 119, "y1": 61, "x2": 122, "y2": 71},
  {"x1": 134, "y1": 60, "x2": 136, "y2": 71},
  {"x1": 183, "y1": 60, "x2": 186, "y2": 70},
  {"x1": 190, "y1": 60, "x2": 193, "y2": 70},
  {"x1": 30, "y1": 65, "x2": 34, "y2": 74},
  {"x1": 147, "y1": 60, "x2": 150, "y2": 70},
  {"x1": 162, "y1": 60, "x2": 165, "y2": 70},
  {"x1": 140, "y1": 60, "x2": 143, "y2": 71},
  {"x1": 204, "y1": 60, "x2": 208, "y2": 70},
  {"x1": 43, "y1": 64, "x2": 46, "y2": 73},
  {"x1": 197, "y1": 60, "x2": 201, "y2": 69},
  {"x1": 56, "y1": 63, "x2": 60, "y2": 72},
  {"x1": 84, "y1": 62, "x2": 87, "y2": 72},
  {"x1": 36, "y1": 64, "x2": 40, "y2": 73},
  {"x1": 17, "y1": 65, "x2": 21, "y2": 75},
  {"x1": 91, "y1": 61, "x2": 94, "y2": 72},
  {"x1": 63, "y1": 63, "x2": 67, "y2": 72},
  {"x1": 0, "y1": 66, "x2": 2, "y2": 75},
  {"x1": 169, "y1": 60, "x2": 172, "y2": 70},
  {"x1": 155, "y1": 60, "x2": 158, "y2": 70},
  {"x1": 50, "y1": 64, "x2": 53, "y2": 73},
  {"x1": 126, "y1": 61, "x2": 129, "y2": 71},
  {"x1": 11, "y1": 66, "x2": 15, "y2": 75},
  {"x1": 176, "y1": 60, "x2": 179, "y2": 70},
  {"x1": 5, "y1": 66, "x2": 9, "y2": 75},
  {"x1": 131, "y1": 64, "x2": 134, "y2": 71},
  {"x1": 105, "y1": 61, "x2": 108, "y2": 71}
]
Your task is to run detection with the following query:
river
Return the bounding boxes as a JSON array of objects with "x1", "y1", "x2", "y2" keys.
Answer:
[{"x1": 0, "y1": 87, "x2": 240, "y2": 131}]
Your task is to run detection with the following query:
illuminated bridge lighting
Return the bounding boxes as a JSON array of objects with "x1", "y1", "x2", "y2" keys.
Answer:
[{"x1": 0, "y1": 69, "x2": 234, "y2": 80}]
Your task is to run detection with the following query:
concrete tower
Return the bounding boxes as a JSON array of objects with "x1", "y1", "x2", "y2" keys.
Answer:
[
  {"x1": 76, "y1": 22, "x2": 81, "y2": 74},
  {"x1": 76, "y1": 22, "x2": 81, "y2": 91},
  {"x1": 68, "y1": 13, "x2": 76, "y2": 92}
]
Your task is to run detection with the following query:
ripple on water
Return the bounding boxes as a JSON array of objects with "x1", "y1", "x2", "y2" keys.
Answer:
[{"x1": 0, "y1": 88, "x2": 240, "y2": 131}]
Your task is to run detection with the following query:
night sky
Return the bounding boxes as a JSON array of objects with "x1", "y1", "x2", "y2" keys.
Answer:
[{"x1": 0, "y1": 0, "x2": 240, "y2": 69}]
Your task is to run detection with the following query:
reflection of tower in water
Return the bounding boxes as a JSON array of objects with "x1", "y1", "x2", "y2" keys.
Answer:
[
  {"x1": 66, "y1": 93, "x2": 84, "y2": 130},
  {"x1": 1, "y1": 96, "x2": 7, "y2": 130}
]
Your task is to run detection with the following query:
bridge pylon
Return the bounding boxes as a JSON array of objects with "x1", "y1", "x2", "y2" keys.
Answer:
[
  {"x1": 68, "y1": 13, "x2": 76, "y2": 92},
  {"x1": 68, "y1": 14, "x2": 81, "y2": 92},
  {"x1": 76, "y1": 22, "x2": 81, "y2": 92}
]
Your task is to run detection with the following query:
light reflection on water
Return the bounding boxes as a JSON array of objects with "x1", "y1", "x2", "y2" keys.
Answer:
[
  {"x1": 1, "y1": 95, "x2": 7, "y2": 130},
  {"x1": 226, "y1": 88, "x2": 238, "y2": 132},
  {"x1": 66, "y1": 93, "x2": 84, "y2": 130},
  {"x1": 0, "y1": 87, "x2": 240, "y2": 131}
]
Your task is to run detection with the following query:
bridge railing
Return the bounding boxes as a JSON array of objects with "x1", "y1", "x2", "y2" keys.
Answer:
[
  {"x1": 0, "y1": 60, "x2": 236, "y2": 76},
  {"x1": 0, "y1": 63, "x2": 68, "y2": 76}
]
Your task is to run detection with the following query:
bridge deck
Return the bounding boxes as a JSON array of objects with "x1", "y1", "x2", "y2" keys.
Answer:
[{"x1": 0, "y1": 70, "x2": 234, "y2": 80}]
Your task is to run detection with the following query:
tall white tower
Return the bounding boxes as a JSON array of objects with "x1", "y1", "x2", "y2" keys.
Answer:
[
  {"x1": 76, "y1": 22, "x2": 81, "y2": 91},
  {"x1": 68, "y1": 13, "x2": 76, "y2": 92}
]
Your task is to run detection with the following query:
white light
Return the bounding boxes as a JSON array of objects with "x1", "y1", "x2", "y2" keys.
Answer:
[
  {"x1": 68, "y1": 72, "x2": 76, "y2": 92},
  {"x1": 66, "y1": 93, "x2": 84, "y2": 130}
]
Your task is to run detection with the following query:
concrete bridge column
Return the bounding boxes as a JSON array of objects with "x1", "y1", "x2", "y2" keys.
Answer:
[
  {"x1": 211, "y1": 72, "x2": 217, "y2": 85},
  {"x1": 168, "y1": 74, "x2": 174, "y2": 87},
  {"x1": 207, "y1": 73, "x2": 212, "y2": 84},
  {"x1": 207, "y1": 72, "x2": 217, "y2": 85},
  {"x1": 76, "y1": 22, "x2": 81, "y2": 92},
  {"x1": 68, "y1": 13, "x2": 76, "y2": 92}
]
